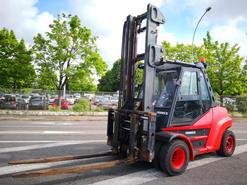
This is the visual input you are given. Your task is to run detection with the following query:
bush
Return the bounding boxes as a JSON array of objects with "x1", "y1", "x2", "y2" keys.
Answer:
[
  {"x1": 93, "y1": 106, "x2": 106, "y2": 112},
  {"x1": 236, "y1": 95, "x2": 247, "y2": 116},
  {"x1": 73, "y1": 99, "x2": 90, "y2": 112},
  {"x1": 225, "y1": 102, "x2": 234, "y2": 113},
  {"x1": 48, "y1": 105, "x2": 60, "y2": 112}
]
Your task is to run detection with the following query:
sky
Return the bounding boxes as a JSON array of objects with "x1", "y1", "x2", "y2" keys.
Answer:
[{"x1": 0, "y1": 0, "x2": 246, "y2": 68}]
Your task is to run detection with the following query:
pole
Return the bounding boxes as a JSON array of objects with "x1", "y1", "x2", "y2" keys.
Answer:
[{"x1": 191, "y1": 7, "x2": 212, "y2": 60}]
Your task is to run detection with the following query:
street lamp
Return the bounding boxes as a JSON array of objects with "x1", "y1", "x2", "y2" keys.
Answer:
[{"x1": 191, "y1": 6, "x2": 212, "y2": 60}]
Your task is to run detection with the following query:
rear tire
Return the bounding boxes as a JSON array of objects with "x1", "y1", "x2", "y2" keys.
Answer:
[
  {"x1": 216, "y1": 130, "x2": 235, "y2": 157},
  {"x1": 159, "y1": 140, "x2": 189, "y2": 176}
]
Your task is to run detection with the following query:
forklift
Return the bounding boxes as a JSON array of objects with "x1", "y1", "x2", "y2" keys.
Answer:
[
  {"x1": 9, "y1": 4, "x2": 235, "y2": 177},
  {"x1": 106, "y1": 4, "x2": 236, "y2": 175}
]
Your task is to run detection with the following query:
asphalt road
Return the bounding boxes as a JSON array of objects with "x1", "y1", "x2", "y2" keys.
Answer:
[{"x1": 0, "y1": 118, "x2": 246, "y2": 185}]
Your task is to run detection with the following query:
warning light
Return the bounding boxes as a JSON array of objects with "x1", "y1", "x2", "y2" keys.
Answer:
[{"x1": 200, "y1": 57, "x2": 206, "y2": 63}]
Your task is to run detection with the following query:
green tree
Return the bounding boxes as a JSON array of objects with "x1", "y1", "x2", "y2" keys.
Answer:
[
  {"x1": 162, "y1": 41, "x2": 204, "y2": 62},
  {"x1": 163, "y1": 32, "x2": 245, "y2": 101},
  {"x1": 68, "y1": 52, "x2": 105, "y2": 91},
  {"x1": 202, "y1": 32, "x2": 244, "y2": 98},
  {"x1": 98, "y1": 60, "x2": 143, "y2": 92},
  {"x1": 0, "y1": 28, "x2": 35, "y2": 89},
  {"x1": 32, "y1": 14, "x2": 107, "y2": 97},
  {"x1": 98, "y1": 60, "x2": 121, "y2": 92},
  {"x1": 36, "y1": 65, "x2": 57, "y2": 90},
  {"x1": 240, "y1": 60, "x2": 247, "y2": 94}
]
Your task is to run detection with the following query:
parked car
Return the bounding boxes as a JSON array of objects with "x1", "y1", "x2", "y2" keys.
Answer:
[
  {"x1": 98, "y1": 97, "x2": 116, "y2": 109},
  {"x1": 20, "y1": 95, "x2": 31, "y2": 104},
  {"x1": 84, "y1": 93, "x2": 94, "y2": 101},
  {"x1": 65, "y1": 95, "x2": 75, "y2": 105},
  {"x1": 30, "y1": 93, "x2": 40, "y2": 97},
  {"x1": 94, "y1": 96, "x2": 103, "y2": 105},
  {"x1": 0, "y1": 94, "x2": 17, "y2": 109},
  {"x1": 110, "y1": 96, "x2": 118, "y2": 106},
  {"x1": 29, "y1": 96, "x2": 48, "y2": 110},
  {"x1": 51, "y1": 98, "x2": 69, "y2": 110},
  {"x1": 74, "y1": 93, "x2": 81, "y2": 99},
  {"x1": 48, "y1": 95, "x2": 57, "y2": 105},
  {"x1": 16, "y1": 98, "x2": 28, "y2": 110},
  {"x1": 0, "y1": 94, "x2": 5, "y2": 104}
]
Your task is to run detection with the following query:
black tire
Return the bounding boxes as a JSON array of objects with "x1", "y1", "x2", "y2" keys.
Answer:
[
  {"x1": 152, "y1": 142, "x2": 162, "y2": 169},
  {"x1": 159, "y1": 140, "x2": 189, "y2": 176},
  {"x1": 216, "y1": 130, "x2": 235, "y2": 157}
]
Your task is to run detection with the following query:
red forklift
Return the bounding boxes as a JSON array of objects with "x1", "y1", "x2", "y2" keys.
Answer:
[
  {"x1": 9, "y1": 4, "x2": 235, "y2": 177},
  {"x1": 106, "y1": 4, "x2": 236, "y2": 175}
]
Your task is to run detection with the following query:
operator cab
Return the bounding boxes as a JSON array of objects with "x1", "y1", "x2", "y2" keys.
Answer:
[{"x1": 153, "y1": 61, "x2": 215, "y2": 130}]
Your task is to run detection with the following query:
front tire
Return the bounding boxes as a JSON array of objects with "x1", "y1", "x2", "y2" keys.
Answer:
[
  {"x1": 159, "y1": 140, "x2": 189, "y2": 176},
  {"x1": 217, "y1": 130, "x2": 235, "y2": 157}
]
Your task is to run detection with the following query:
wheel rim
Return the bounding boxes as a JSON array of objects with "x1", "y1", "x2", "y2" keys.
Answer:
[
  {"x1": 225, "y1": 135, "x2": 234, "y2": 153},
  {"x1": 171, "y1": 147, "x2": 186, "y2": 170}
]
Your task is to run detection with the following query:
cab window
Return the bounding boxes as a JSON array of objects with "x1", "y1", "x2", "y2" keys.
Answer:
[
  {"x1": 172, "y1": 71, "x2": 201, "y2": 124},
  {"x1": 199, "y1": 72, "x2": 212, "y2": 113}
]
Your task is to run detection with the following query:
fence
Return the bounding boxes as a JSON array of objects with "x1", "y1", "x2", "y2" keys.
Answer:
[
  {"x1": 0, "y1": 89, "x2": 119, "y2": 111},
  {"x1": 0, "y1": 89, "x2": 118, "y2": 97},
  {"x1": 215, "y1": 95, "x2": 247, "y2": 116},
  {"x1": 0, "y1": 89, "x2": 246, "y2": 116}
]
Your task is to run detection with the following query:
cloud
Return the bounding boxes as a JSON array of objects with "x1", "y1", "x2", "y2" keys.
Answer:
[
  {"x1": 207, "y1": 0, "x2": 247, "y2": 21},
  {"x1": 165, "y1": 0, "x2": 247, "y2": 21},
  {"x1": 210, "y1": 18, "x2": 247, "y2": 57},
  {"x1": 0, "y1": 0, "x2": 54, "y2": 43},
  {"x1": 69, "y1": 0, "x2": 175, "y2": 66},
  {"x1": 0, "y1": 0, "x2": 245, "y2": 67},
  {"x1": 165, "y1": 0, "x2": 247, "y2": 57}
]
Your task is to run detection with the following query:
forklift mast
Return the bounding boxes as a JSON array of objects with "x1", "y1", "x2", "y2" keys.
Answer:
[
  {"x1": 107, "y1": 4, "x2": 166, "y2": 162},
  {"x1": 119, "y1": 4, "x2": 165, "y2": 112}
]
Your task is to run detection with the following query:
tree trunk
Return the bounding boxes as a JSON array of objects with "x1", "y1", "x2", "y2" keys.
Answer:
[
  {"x1": 58, "y1": 88, "x2": 63, "y2": 108},
  {"x1": 220, "y1": 95, "x2": 223, "y2": 106}
]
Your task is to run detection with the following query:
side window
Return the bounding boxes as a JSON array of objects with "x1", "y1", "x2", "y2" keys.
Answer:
[
  {"x1": 180, "y1": 71, "x2": 198, "y2": 95},
  {"x1": 199, "y1": 72, "x2": 211, "y2": 113},
  {"x1": 172, "y1": 71, "x2": 201, "y2": 124}
]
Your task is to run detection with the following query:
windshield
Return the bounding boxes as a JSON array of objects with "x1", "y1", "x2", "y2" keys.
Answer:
[
  {"x1": 153, "y1": 70, "x2": 178, "y2": 108},
  {"x1": 153, "y1": 70, "x2": 179, "y2": 130}
]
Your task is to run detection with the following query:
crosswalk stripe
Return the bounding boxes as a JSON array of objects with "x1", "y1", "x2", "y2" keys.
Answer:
[
  {"x1": 0, "y1": 131, "x2": 105, "y2": 134},
  {"x1": 0, "y1": 140, "x2": 105, "y2": 153},
  {"x1": 90, "y1": 144, "x2": 247, "y2": 185},
  {"x1": 0, "y1": 139, "x2": 244, "y2": 143},
  {"x1": 0, "y1": 140, "x2": 105, "y2": 143}
]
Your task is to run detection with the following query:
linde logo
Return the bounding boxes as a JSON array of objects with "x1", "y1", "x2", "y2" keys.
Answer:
[
  {"x1": 157, "y1": 111, "x2": 168, "y2": 115},
  {"x1": 185, "y1": 131, "x2": 196, "y2": 135}
]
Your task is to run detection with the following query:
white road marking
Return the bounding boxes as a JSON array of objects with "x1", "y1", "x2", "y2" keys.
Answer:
[
  {"x1": 0, "y1": 125, "x2": 105, "y2": 128},
  {"x1": 0, "y1": 126, "x2": 57, "y2": 128},
  {"x1": 0, "y1": 122, "x2": 83, "y2": 126},
  {"x1": 0, "y1": 156, "x2": 111, "y2": 176},
  {"x1": 0, "y1": 131, "x2": 105, "y2": 135},
  {"x1": 2, "y1": 139, "x2": 243, "y2": 142},
  {"x1": 0, "y1": 140, "x2": 105, "y2": 154},
  {"x1": 0, "y1": 140, "x2": 105, "y2": 143},
  {"x1": 91, "y1": 169, "x2": 163, "y2": 185},
  {"x1": 91, "y1": 144, "x2": 247, "y2": 185},
  {"x1": 43, "y1": 131, "x2": 82, "y2": 134},
  {"x1": 234, "y1": 131, "x2": 247, "y2": 133}
]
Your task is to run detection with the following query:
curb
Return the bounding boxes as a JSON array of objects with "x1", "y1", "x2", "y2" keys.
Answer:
[
  {"x1": 0, "y1": 115, "x2": 107, "y2": 121},
  {"x1": 0, "y1": 110, "x2": 108, "y2": 121},
  {"x1": 0, "y1": 110, "x2": 107, "y2": 116}
]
